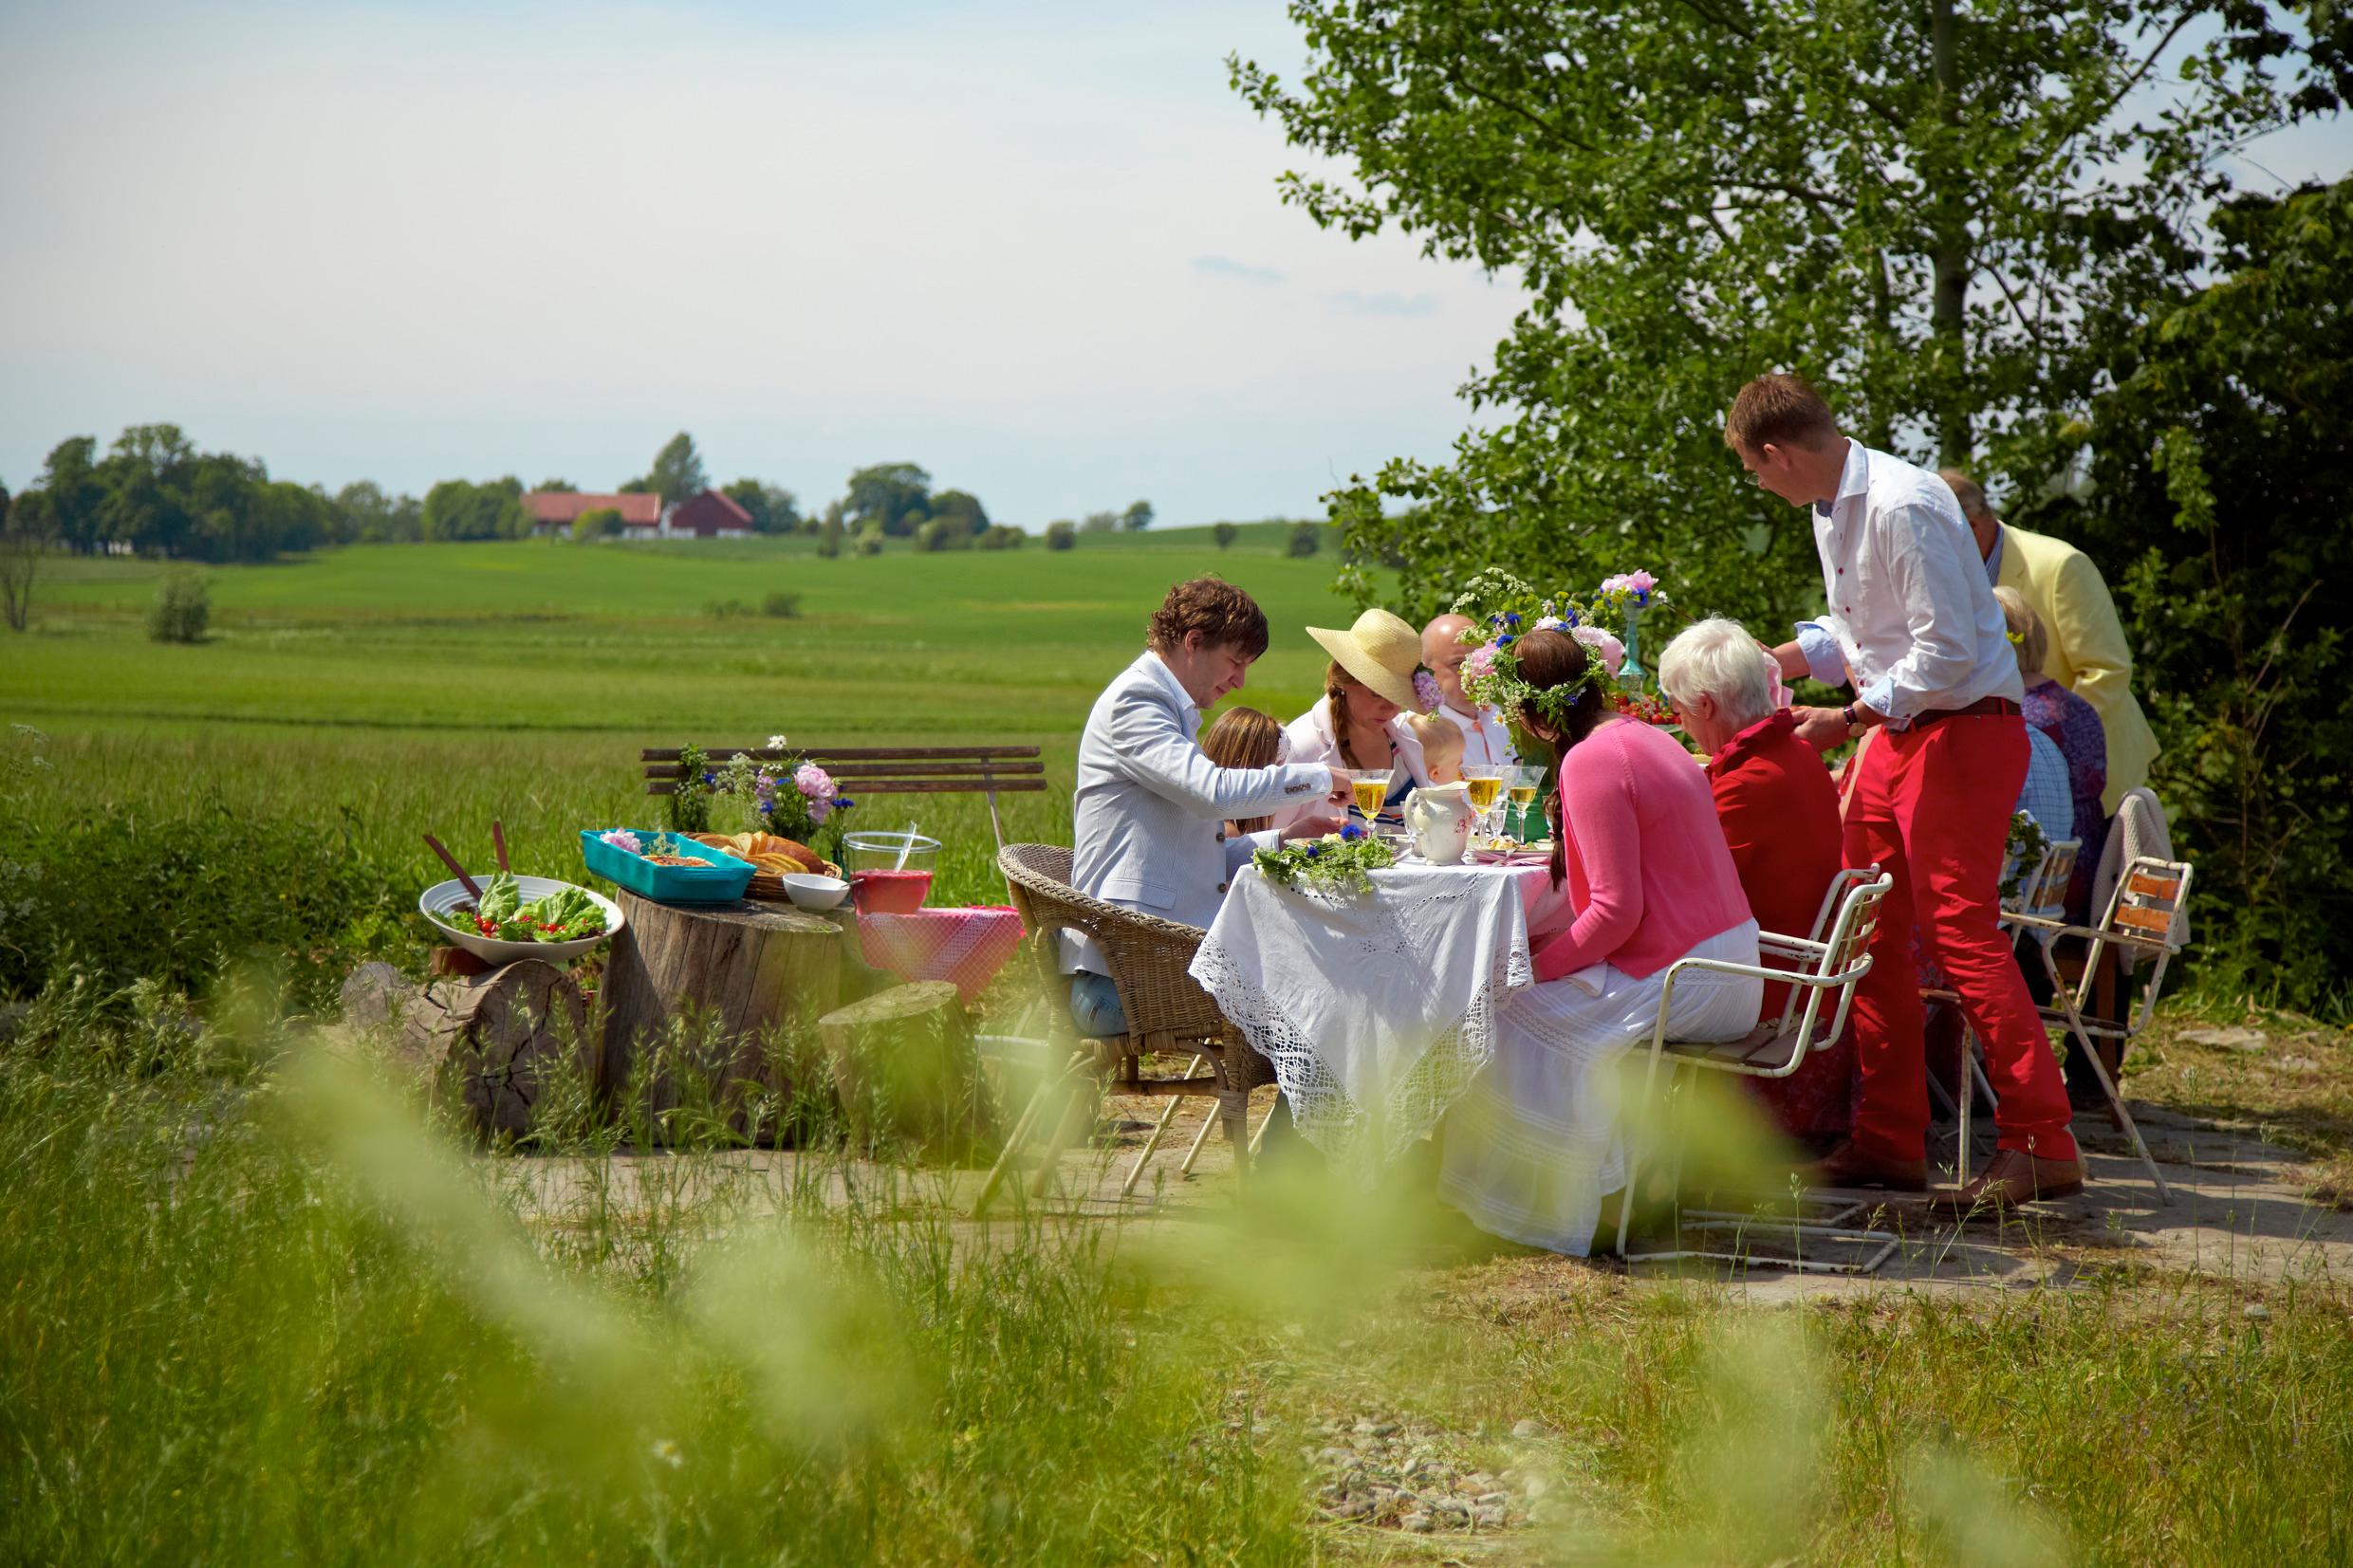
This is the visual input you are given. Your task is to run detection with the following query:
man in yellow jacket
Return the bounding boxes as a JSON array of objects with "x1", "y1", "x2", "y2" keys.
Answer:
[{"x1": 1942, "y1": 470, "x2": 2158, "y2": 812}]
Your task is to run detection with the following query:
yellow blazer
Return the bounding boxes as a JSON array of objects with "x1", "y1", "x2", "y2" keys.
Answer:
[{"x1": 1997, "y1": 524, "x2": 2159, "y2": 811}]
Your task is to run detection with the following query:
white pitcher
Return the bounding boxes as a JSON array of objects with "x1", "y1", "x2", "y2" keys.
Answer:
[{"x1": 1403, "y1": 782, "x2": 1476, "y2": 866}]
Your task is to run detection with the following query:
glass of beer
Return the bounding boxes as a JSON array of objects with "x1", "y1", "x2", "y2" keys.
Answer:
[
  {"x1": 1505, "y1": 766, "x2": 1545, "y2": 843},
  {"x1": 1463, "y1": 766, "x2": 1504, "y2": 840},
  {"x1": 1349, "y1": 769, "x2": 1390, "y2": 822}
]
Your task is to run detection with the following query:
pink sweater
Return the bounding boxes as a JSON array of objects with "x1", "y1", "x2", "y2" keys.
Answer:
[{"x1": 1532, "y1": 719, "x2": 1754, "y2": 983}]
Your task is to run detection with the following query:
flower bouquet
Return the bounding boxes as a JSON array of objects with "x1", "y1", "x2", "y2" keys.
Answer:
[
  {"x1": 1447, "y1": 568, "x2": 1681, "y2": 732},
  {"x1": 692, "y1": 734, "x2": 858, "y2": 863}
]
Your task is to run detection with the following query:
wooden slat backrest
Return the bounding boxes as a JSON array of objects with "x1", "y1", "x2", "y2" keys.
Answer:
[{"x1": 639, "y1": 745, "x2": 1047, "y2": 797}]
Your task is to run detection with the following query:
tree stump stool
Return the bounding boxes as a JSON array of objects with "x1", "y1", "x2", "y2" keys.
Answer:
[
  {"x1": 817, "y1": 981, "x2": 988, "y2": 1156},
  {"x1": 340, "y1": 959, "x2": 591, "y2": 1141},
  {"x1": 599, "y1": 892, "x2": 851, "y2": 1140}
]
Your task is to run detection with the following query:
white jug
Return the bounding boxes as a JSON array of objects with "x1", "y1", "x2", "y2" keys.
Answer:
[{"x1": 1403, "y1": 782, "x2": 1476, "y2": 866}]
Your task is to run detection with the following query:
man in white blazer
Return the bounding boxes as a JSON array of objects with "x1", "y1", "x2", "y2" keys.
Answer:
[{"x1": 1066, "y1": 578, "x2": 1349, "y2": 1035}]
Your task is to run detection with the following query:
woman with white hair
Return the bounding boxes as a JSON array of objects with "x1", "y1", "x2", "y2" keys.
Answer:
[{"x1": 1658, "y1": 618, "x2": 1853, "y2": 1139}]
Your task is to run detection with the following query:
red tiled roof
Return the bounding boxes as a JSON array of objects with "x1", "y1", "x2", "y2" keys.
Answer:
[{"x1": 523, "y1": 491, "x2": 663, "y2": 526}]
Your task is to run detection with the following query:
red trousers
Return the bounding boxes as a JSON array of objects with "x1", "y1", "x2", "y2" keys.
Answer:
[{"x1": 1843, "y1": 713, "x2": 2078, "y2": 1163}]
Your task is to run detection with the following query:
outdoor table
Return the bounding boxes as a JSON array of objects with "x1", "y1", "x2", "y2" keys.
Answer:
[{"x1": 1189, "y1": 856, "x2": 1574, "y2": 1174}]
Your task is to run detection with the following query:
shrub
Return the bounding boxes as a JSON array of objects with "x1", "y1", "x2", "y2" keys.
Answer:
[
  {"x1": 1045, "y1": 521, "x2": 1077, "y2": 552},
  {"x1": 915, "y1": 518, "x2": 972, "y2": 553},
  {"x1": 705, "y1": 599, "x2": 754, "y2": 618},
  {"x1": 855, "y1": 526, "x2": 885, "y2": 557},
  {"x1": 147, "y1": 568, "x2": 210, "y2": 643},
  {"x1": 1213, "y1": 522, "x2": 1238, "y2": 550},
  {"x1": 977, "y1": 526, "x2": 1024, "y2": 551},
  {"x1": 1286, "y1": 522, "x2": 1321, "y2": 559},
  {"x1": 816, "y1": 514, "x2": 844, "y2": 558},
  {"x1": 571, "y1": 507, "x2": 623, "y2": 542},
  {"x1": 761, "y1": 591, "x2": 802, "y2": 618}
]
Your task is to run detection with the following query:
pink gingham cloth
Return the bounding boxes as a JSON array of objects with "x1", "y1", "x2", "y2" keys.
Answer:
[{"x1": 857, "y1": 906, "x2": 1027, "y2": 1004}]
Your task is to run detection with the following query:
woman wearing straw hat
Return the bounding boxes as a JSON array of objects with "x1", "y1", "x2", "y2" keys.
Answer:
[{"x1": 1281, "y1": 608, "x2": 1436, "y2": 826}]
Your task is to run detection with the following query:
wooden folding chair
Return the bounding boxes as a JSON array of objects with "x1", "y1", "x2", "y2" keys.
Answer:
[{"x1": 2005, "y1": 855, "x2": 2194, "y2": 1204}]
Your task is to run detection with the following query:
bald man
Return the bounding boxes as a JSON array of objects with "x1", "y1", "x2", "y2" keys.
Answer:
[{"x1": 1421, "y1": 613, "x2": 1518, "y2": 769}]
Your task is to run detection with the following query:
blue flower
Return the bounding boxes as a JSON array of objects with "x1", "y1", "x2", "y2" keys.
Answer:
[
  {"x1": 1505, "y1": 611, "x2": 1521, "y2": 625},
  {"x1": 1305, "y1": 842, "x2": 1324, "y2": 858},
  {"x1": 1563, "y1": 608, "x2": 1580, "y2": 627},
  {"x1": 835, "y1": 796, "x2": 856, "y2": 810},
  {"x1": 1340, "y1": 821, "x2": 1365, "y2": 841},
  {"x1": 1497, "y1": 633, "x2": 1516, "y2": 647},
  {"x1": 1490, "y1": 613, "x2": 1504, "y2": 626}
]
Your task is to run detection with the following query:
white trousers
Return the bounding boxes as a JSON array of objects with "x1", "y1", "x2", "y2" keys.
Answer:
[{"x1": 1437, "y1": 921, "x2": 1762, "y2": 1257}]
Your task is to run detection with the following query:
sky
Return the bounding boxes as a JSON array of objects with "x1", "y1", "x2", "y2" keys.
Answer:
[
  {"x1": 0, "y1": 0, "x2": 1530, "y2": 526},
  {"x1": 1, "y1": 2, "x2": 2344, "y2": 527}
]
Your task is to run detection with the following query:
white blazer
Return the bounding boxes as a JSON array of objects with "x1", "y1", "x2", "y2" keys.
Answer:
[{"x1": 1064, "y1": 652, "x2": 1334, "y2": 972}]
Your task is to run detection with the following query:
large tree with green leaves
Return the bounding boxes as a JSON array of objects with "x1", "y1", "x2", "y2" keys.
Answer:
[
  {"x1": 2014, "y1": 178, "x2": 2353, "y2": 1007},
  {"x1": 1234, "y1": 0, "x2": 2349, "y2": 625}
]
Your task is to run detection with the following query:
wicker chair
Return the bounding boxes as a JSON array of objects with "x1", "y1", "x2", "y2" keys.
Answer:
[{"x1": 973, "y1": 843, "x2": 1275, "y2": 1216}]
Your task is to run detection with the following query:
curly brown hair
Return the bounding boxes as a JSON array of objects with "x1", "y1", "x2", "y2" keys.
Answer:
[{"x1": 1146, "y1": 577, "x2": 1269, "y2": 659}]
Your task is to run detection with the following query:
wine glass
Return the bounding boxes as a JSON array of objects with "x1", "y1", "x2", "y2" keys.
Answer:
[
  {"x1": 1462, "y1": 766, "x2": 1504, "y2": 844},
  {"x1": 1346, "y1": 768, "x2": 1390, "y2": 828},
  {"x1": 1505, "y1": 766, "x2": 1545, "y2": 843}
]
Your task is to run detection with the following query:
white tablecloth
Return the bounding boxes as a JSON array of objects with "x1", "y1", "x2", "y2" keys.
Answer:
[{"x1": 1190, "y1": 860, "x2": 1571, "y2": 1174}]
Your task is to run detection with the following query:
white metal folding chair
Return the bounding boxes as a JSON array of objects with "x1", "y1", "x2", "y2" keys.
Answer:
[{"x1": 1620, "y1": 871, "x2": 1898, "y2": 1273}]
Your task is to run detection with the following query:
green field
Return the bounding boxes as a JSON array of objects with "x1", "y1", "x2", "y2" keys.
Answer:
[
  {"x1": 11, "y1": 526, "x2": 2353, "y2": 1566},
  {"x1": 2, "y1": 528, "x2": 1365, "y2": 1005}
]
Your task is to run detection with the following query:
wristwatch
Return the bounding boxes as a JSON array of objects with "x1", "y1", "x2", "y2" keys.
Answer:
[{"x1": 1840, "y1": 703, "x2": 1865, "y2": 739}]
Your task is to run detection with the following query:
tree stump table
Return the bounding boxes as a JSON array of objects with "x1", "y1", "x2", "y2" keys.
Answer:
[
  {"x1": 599, "y1": 891, "x2": 864, "y2": 1140},
  {"x1": 817, "y1": 981, "x2": 987, "y2": 1155}
]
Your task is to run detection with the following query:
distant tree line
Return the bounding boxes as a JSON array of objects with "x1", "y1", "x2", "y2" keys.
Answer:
[{"x1": 2, "y1": 424, "x2": 1163, "y2": 568}]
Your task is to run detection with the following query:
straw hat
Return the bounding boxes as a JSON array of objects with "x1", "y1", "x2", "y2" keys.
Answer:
[{"x1": 1307, "y1": 608, "x2": 1423, "y2": 710}]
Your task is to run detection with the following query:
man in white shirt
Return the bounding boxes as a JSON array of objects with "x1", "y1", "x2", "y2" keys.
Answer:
[
  {"x1": 1420, "y1": 613, "x2": 1517, "y2": 769},
  {"x1": 1066, "y1": 577, "x2": 1349, "y2": 1036},
  {"x1": 1728, "y1": 373, "x2": 2082, "y2": 1211}
]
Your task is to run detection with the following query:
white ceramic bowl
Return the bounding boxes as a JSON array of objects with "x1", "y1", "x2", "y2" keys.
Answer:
[
  {"x1": 418, "y1": 875, "x2": 626, "y2": 966},
  {"x1": 780, "y1": 872, "x2": 851, "y2": 913}
]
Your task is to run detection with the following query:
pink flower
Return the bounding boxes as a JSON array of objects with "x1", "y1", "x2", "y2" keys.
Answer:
[
  {"x1": 601, "y1": 829, "x2": 642, "y2": 854},
  {"x1": 1570, "y1": 624, "x2": 1626, "y2": 675},
  {"x1": 1624, "y1": 569, "x2": 1657, "y2": 594},
  {"x1": 1534, "y1": 615, "x2": 1566, "y2": 632},
  {"x1": 793, "y1": 763, "x2": 836, "y2": 804},
  {"x1": 1413, "y1": 669, "x2": 1443, "y2": 712},
  {"x1": 1462, "y1": 643, "x2": 1499, "y2": 683}
]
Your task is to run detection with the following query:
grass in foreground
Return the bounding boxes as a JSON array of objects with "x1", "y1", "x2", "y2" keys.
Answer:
[{"x1": 5, "y1": 994, "x2": 2352, "y2": 1566}]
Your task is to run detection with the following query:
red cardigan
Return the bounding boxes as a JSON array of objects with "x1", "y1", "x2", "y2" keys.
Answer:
[{"x1": 1708, "y1": 710, "x2": 1854, "y2": 1138}]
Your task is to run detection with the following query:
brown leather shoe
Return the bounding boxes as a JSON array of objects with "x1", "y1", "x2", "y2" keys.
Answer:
[
  {"x1": 1796, "y1": 1139, "x2": 1928, "y2": 1192},
  {"x1": 1924, "y1": 1148, "x2": 2085, "y2": 1215}
]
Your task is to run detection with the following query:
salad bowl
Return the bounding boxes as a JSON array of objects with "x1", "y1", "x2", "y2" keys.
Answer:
[{"x1": 418, "y1": 874, "x2": 626, "y2": 966}]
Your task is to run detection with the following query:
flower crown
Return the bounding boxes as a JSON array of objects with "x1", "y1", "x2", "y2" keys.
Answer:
[{"x1": 1457, "y1": 632, "x2": 1608, "y2": 731}]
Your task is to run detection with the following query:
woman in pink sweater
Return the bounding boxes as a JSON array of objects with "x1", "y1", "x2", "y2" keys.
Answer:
[{"x1": 1439, "y1": 629, "x2": 1762, "y2": 1256}]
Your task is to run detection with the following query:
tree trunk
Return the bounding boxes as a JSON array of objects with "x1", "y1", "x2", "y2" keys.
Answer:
[
  {"x1": 599, "y1": 891, "x2": 851, "y2": 1140},
  {"x1": 818, "y1": 981, "x2": 988, "y2": 1156},
  {"x1": 1928, "y1": 0, "x2": 1972, "y2": 464},
  {"x1": 341, "y1": 959, "x2": 590, "y2": 1140}
]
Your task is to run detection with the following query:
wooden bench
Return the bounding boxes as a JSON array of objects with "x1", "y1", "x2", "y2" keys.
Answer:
[{"x1": 640, "y1": 745, "x2": 1047, "y2": 852}]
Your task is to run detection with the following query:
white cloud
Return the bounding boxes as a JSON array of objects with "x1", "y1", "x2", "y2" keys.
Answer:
[{"x1": 0, "y1": 0, "x2": 1528, "y2": 525}]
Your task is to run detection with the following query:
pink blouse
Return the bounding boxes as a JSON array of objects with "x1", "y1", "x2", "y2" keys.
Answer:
[{"x1": 1532, "y1": 719, "x2": 1754, "y2": 983}]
